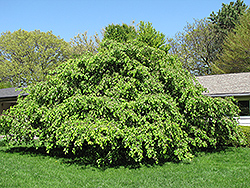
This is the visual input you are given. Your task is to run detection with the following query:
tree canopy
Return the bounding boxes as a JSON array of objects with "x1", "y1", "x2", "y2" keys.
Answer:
[
  {"x1": 103, "y1": 22, "x2": 137, "y2": 43},
  {"x1": 104, "y1": 21, "x2": 170, "y2": 53},
  {"x1": 208, "y1": 0, "x2": 248, "y2": 69},
  {"x1": 167, "y1": 0, "x2": 248, "y2": 75},
  {"x1": 0, "y1": 81, "x2": 12, "y2": 89},
  {"x1": 0, "y1": 23, "x2": 245, "y2": 166},
  {"x1": 0, "y1": 29, "x2": 70, "y2": 86},
  {"x1": 214, "y1": 9, "x2": 250, "y2": 73},
  {"x1": 209, "y1": 0, "x2": 248, "y2": 36},
  {"x1": 167, "y1": 19, "x2": 218, "y2": 75}
]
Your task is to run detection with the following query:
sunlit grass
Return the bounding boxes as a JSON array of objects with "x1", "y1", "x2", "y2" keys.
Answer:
[{"x1": 0, "y1": 142, "x2": 249, "y2": 188}]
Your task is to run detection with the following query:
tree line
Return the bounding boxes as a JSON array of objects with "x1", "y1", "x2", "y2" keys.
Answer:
[
  {"x1": 168, "y1": 0, "x2": 249, "y2": 75},
  {"x1": 0, "y1": 0, "x2": 249, "y2": 89}
]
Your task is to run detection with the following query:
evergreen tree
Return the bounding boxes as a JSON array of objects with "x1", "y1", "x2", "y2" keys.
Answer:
[
  {"x1": 215, "y1": 9, "x2": 250, "y2": 73},
  {"x1": 209, "y1": 0, "x2": 248, "y2": 68}
]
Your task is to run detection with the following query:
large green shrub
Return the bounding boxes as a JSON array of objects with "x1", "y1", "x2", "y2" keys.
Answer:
[{"x1": 0, "y1": 38, "x2": 246, "y2": 166}]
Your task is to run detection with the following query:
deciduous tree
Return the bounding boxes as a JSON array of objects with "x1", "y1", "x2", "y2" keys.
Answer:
[
  {"x1": 69, "y1": 31, "x2": 100, "y2": 58},
  {"x1": 0, "y1": 81, "x2": 13, "y2": 89},
  {"x1": 0, "y1": 29, "x2": 70, "y2": 86},
  {"x1": 167, "y1": 19, "x2": 218, "y2": 75},
  {"x1": 168, "y1": 1, "x2": 248, "y2": 75},
  {"x1": 215, "y1": 9, "x2": 250, "y2": 73}
]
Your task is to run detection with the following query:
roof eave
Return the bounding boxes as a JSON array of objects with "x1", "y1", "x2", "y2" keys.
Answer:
[
  {"x1": 204, "y1": 93, "x2": 250, "y2": 97},
  {"x1": 0, "y1": 93, "x2": 28, "y2": 101}
]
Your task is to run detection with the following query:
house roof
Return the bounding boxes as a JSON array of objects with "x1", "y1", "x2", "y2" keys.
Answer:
[
  {"x1": 196, "y1": 72, "x2": 250, "y2": 97},
  {"x1": 0, "y1": 87, "x2": 28, "y2": 100}
]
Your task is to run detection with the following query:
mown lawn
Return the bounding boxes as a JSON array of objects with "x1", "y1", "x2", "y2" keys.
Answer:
[{"x1": 0, "y1": 141, "x2": 249, "y2": 188}]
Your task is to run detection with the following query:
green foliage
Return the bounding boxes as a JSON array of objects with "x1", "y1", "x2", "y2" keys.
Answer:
[
  {"x1": 104, "y1": 21, "x2": 170, "y2": 53},
  {"x1": 209, "y1": 0, "x2": 247, "y2": 36},
  {"x1": 168, "y1": 1, "x2": 249, "y2": 76},
  {"x1": 103, "y1": 22, "x2": 137, "y2": 43},
  {"x1": 136, "y1": 21, "x2": 169, "y2": 52},
  {"x1": 240, "y1": 126, "x2": 250, "y2": 147},
  {"x1": 208, "y1": 0, "x2": 248, "y2": 73},
  {"x1": 0, "y1": 29, "x2": 70, "y2": 86},
  {"x1": 0, "y1": 137, "x2": 7, "y2": 147},
  {"x1": 0, "y1": 81, "x2": 13, "y2": 89},
  {"x1": 0, "y1": 37, "x2": 246, "y2": 166},
  {"x1": 214, "y1": 10, "x2": 250, "y2": 73}
]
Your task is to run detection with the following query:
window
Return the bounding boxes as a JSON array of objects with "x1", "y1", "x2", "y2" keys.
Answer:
[{"x1": 238, "y1": 100, "x2": 250, "y2": 116}]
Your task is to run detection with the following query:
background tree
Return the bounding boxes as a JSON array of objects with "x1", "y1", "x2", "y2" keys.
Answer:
[
  {"x1": 209, "y1": 0, "x2": 247, "y2": 36},
  {"x1": 215, "y1": 9, "x2": 250, "y2": 73},
  {"x1": 208, "y1": 0, "x2": 248, "y2": 66},
  {"x1": 167, "y1": 0, "x2": 248, "y2": 75},
  {"x1": 0, "y1": 81, "x2": 13, "y2": 89},
  {"x1": 69, "y1": 31, "x2": 100, "y2": 58},
  {"x1": 167, "y1": 19, "x2": 218, "y2": 75},
  {"x1": 0, "y1": 29, "x2": 70, "y2": 86}
]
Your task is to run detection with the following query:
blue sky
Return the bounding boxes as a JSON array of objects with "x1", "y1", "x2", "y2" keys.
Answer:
[{"x1": 1, "y1": 0, "x2": 250, "y2": 42}]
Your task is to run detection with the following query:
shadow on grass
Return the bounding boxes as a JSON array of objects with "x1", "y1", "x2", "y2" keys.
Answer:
[
  {"x1": 0, "y1": 139, "x2": 234, "y2": 170},
  {"x1": 0, "y1": 143, "x2": 144, "y2": 170}
]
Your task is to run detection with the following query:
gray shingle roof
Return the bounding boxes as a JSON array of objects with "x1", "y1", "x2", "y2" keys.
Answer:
[
  {"x1": 0, "y1": 87, "x2": 27, "y2": 99},
  {"x1": 196, "y1": 72, "x2": 250, "y2": 97}
]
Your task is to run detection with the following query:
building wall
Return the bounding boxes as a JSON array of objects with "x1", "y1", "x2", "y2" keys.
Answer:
[{"x1": 234, "y1": 96, "x2": 250, "y2": 126}]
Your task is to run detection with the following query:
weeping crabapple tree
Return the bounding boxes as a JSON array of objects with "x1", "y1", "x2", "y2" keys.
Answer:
[{"x1": 0, "y1": 23, "x2": 246, "y2": 166}]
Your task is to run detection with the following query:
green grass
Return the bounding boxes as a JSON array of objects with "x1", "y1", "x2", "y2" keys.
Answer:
[{"x1": 0, "y1": 141, "x2": 250, "y2": 188}]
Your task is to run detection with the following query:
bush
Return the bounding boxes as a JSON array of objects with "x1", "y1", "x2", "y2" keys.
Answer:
[
  {"x1": 0, "y1": 39, "x2": 246, "y2": 166},
  {"x1": 0, "y1": 136, "x2": 7, "y2": 147},
  {"x1": 240, "y1": 126, "x2": 250, "y2": 147}
]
